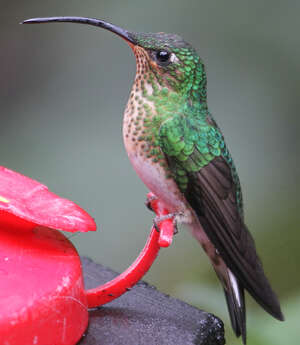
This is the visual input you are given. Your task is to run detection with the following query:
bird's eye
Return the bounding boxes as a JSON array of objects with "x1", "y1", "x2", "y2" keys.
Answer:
[{"x1": 155, "y1": 50, "x2": 171, "y2": 65}]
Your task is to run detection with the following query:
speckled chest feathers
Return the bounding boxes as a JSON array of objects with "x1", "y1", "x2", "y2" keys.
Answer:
[
  {"x1": 122, "y1": 41, "x2": 236, "y2": 213},
  {"x1": 124, "y1": 44, "x2": 207, "y2": 166},
  {"x1": 123, "y1": 41, "x2": 232, "y2": 196},
  {"x1": 123, "y1": 46, "x2": 177, "y2": 178}
]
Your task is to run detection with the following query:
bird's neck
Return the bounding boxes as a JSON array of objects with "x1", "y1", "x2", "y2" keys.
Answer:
[
  {"x1": 129, "y1": 69, "x2": 208, "y2": 122},
  {"x1": 129, "y1": 45, "x2": 208, "y2": 118}
]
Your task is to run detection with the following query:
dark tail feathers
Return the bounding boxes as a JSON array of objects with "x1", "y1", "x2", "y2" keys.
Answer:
[{"x1": 224, "y1": 270, "x2": 246, "y2": 344}]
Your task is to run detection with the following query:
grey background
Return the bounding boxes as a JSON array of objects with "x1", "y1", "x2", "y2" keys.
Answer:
[{"x1": 1, "y1": 1, "x2": 299, "y2": 344}]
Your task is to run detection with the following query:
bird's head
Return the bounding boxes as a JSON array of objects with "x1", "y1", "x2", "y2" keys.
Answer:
[{"x1": 22, "y1": 17, "x2": 207, "y2": 103}]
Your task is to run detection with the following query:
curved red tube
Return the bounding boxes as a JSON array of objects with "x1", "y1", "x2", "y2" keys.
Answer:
[{"x1": 85, "y1": 193, "x2": 175, "y2": 308}]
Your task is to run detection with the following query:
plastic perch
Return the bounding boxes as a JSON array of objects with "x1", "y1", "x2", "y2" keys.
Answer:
[
  {"x1": 85, "y1": 191, "x2": 175, "y2": 307},
  {"x1": 0, "y1": 167, "x2": 175, "y2": 345}
]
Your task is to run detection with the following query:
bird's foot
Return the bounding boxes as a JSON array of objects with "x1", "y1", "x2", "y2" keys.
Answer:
[
  {"x1": 153, "y1": 214, "x2": 179, "y2": 235},
  {"x1": 145, "y1": 194, "x2": 157, "y2": 212},
  {"x1": 145, "y1": 193, "x2": 180, "y2": 236}
]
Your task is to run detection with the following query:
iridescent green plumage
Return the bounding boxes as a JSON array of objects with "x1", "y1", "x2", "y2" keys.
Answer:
[{"x1": 128, "y1": 32, "x2": 244, "y2": 214}]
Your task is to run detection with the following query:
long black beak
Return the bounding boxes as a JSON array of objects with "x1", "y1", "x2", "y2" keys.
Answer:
[{"x1": 22, "y1": 16, "x2": 136, "y2": 45}]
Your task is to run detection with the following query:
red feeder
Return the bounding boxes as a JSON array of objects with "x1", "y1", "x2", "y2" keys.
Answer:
[
  {"x1": 0, "y1": 167, "x2": 175, "y2": 345},
  {"x1": 0, "y1": 167, "x2": 96, "y2": 345}
]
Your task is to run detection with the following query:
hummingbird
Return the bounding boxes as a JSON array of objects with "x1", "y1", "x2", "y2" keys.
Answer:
[{"x1": 23, "y1": 16, "x2": 284, "y2": 343}]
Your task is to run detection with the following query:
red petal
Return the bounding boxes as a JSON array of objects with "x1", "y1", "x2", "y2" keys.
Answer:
[{"x1": 0, "y1": 167, "x2": 96, "y2": 232}]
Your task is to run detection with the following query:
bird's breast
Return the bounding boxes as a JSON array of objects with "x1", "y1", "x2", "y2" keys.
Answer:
[
  {"x1": 126, "y1": 146, "x2": 190, "y2": 218},
  {"x1": 123, "y1": 99, "x2": 190, "y2": 217}
]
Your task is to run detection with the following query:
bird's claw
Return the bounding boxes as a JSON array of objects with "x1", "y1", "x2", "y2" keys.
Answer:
[
  {"x1": 153, "y1": 213, "x2": 178, "y2": 235},
  {"x1": 145, "y1": 195, "x2": 158, "y2": 212}
]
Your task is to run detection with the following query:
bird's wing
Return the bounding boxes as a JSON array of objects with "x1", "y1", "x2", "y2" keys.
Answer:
[{"x1": 159, "y1": 114, "x2": 283, "y2": 320}]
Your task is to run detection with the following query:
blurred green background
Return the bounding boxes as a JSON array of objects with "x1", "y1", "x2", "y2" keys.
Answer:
[{"x1": 1, "y1": 0, "x2": 299, "y2": 343}]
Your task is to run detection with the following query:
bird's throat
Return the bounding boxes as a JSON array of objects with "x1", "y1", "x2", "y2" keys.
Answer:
[{"x1": 123, "y1": 48, "x2": 186, "y2": 168}]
